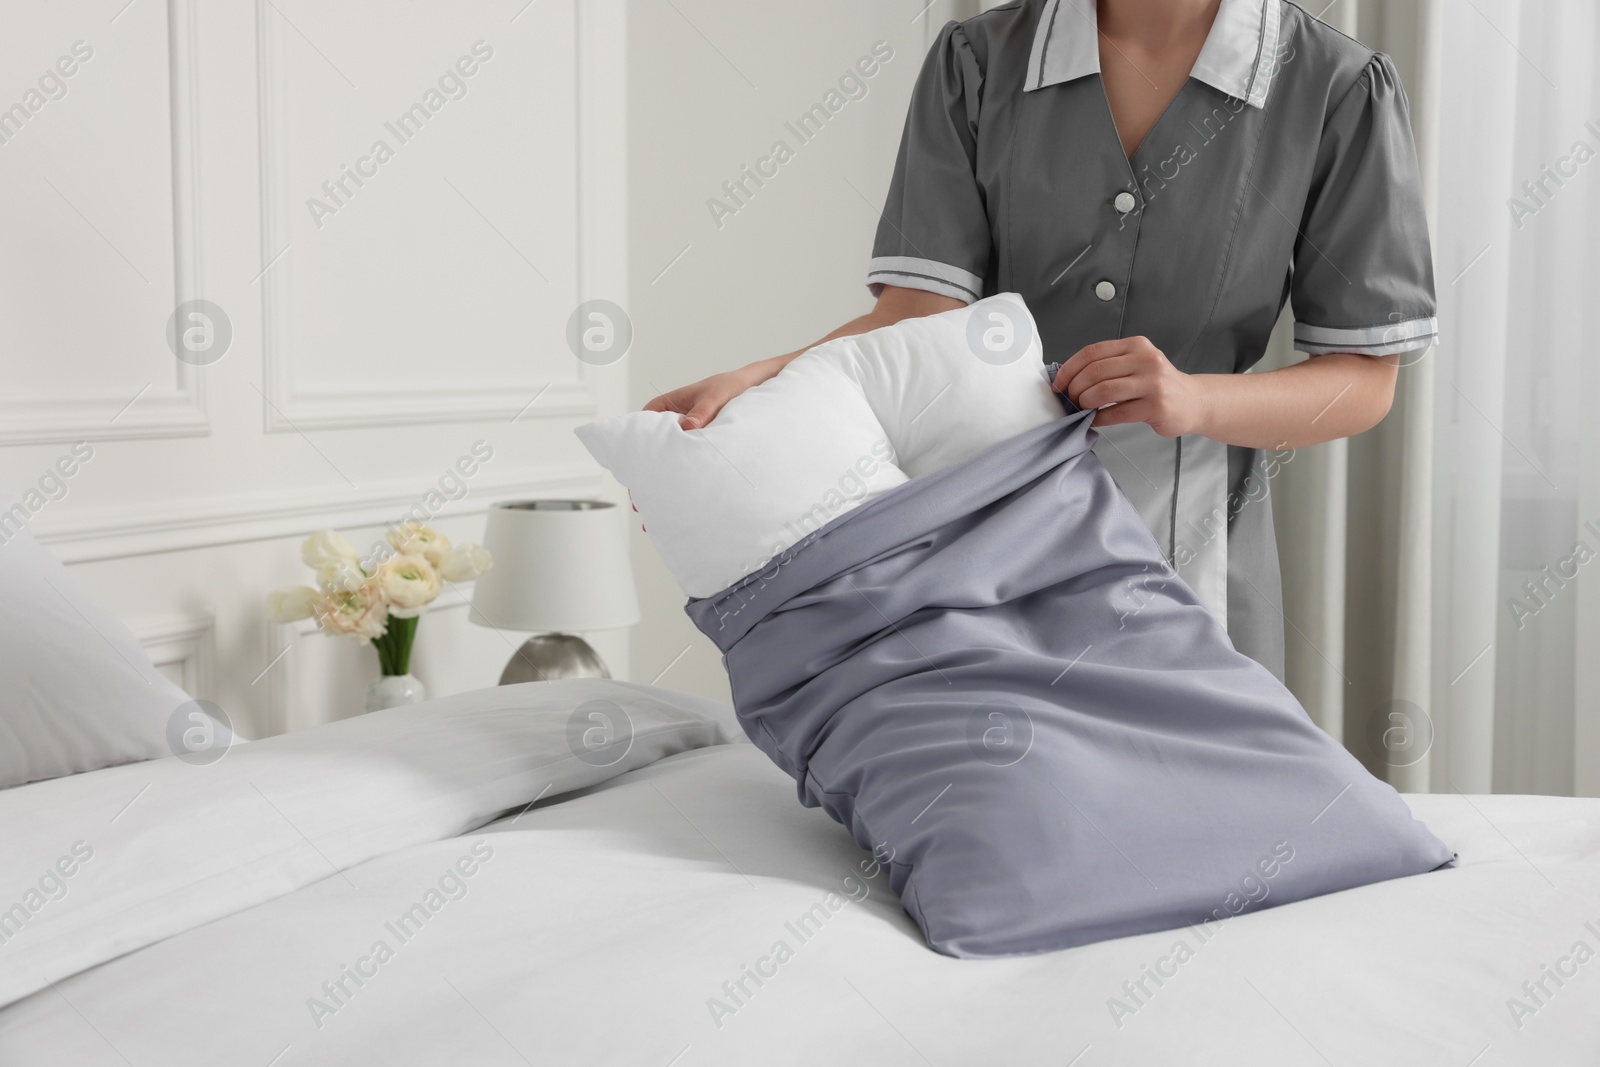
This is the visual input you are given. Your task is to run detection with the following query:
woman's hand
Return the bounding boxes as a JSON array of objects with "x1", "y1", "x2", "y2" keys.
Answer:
[
  {"x1": 644, "y1": 359, "x2": 782, "y2": 430},
  {"x1": 1053, "y1": 335, "x2": 1211, "y2": 439},
  {"x1": 642, "y1": 286, "x2": 962, "y2": 430}
]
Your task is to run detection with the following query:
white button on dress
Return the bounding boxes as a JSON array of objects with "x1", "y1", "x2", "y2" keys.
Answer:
[
  {"x1": 1094, "y1": 280, "x2": 1117, "y2": 301},
  {"x1": 1113, "y1": 191, "x2": 1137, "y2": 213}
]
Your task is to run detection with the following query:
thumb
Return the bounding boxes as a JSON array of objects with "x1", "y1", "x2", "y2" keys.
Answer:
[{"x1": 680, "y1": 400, "x2": 718, "y2": 430}]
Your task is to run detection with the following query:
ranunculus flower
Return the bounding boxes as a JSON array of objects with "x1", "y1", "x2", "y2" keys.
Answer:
[
  {"x1": 387, "y1": 523, "x2": 451, "y2": 566},
  {"x1": 437, "y1": 542, "x2": 492, "y2": 582},
  {"x1": 267, "y1": 585, "x2": 320, "y2": 623},
  {"x1": 378, "y1": 553, "x2": 441, "y2": 617},
  {"x1": 301, "y1": 528, "x2": 360, "y2": 571},
  {"x1": 317, "y1": 559, "x2": 367, "y2": 593},
  {"x1": 317, "y1": 579, "x2": 389, "y2": 642}
]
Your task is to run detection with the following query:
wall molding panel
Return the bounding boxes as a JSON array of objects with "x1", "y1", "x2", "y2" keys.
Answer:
[
  {"x1": 2, "y1": 0, "x2": 629, "y2": 739},
  {"x1": 257, "y1": 379, "x2": 598, "y2": 433},
  {"x1": 253, "y1": 0, "x2": 598, "y2": 433},
  {"x1": 0, "y1": 383, "x2": 209, "y2": 447},
  {"x1": 0, "y1": 0, "x2": 209, "y2": 447},
  {"x1": 31, "y1": 466, "x2": 602, "y2": 563},
  {"x1": 132, "y1": 611, "x2": 216, "y2": 700}
]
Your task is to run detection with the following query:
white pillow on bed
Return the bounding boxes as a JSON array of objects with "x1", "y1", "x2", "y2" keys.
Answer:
[
  {"x1": 575, "y1": 294, "x2": 1062, "y2": 599},
  {"x1": 576, "y1": 356, "x2": 910, "y2": 598},
  {"x1": 0, "y1": 490, "x2": 203, "y2": 789}
]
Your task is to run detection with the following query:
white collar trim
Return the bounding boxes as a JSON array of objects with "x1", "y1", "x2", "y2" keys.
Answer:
[{"x1": 1025, "y1": 0, "x2": 1282, "y2": 109}]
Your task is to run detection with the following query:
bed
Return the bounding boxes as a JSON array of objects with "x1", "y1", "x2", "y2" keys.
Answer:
[
  {"x1": 6, "y1": 316, "x2": 1598, "y2": 1064},
  {"x1": 1, "y1": 680, "x2": 1596, "y2": 1067}
]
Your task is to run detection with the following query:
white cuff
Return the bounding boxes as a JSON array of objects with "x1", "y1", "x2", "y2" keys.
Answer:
[
  {"x1": 1294, "y1": 316, "x2": 1438, "y2": 356},
  {"x1": 866, "y1": 256, "x2": 982, "y2": 305}
]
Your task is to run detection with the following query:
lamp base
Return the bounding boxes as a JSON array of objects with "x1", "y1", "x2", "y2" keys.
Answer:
[{"x1": 498, "y1": 633, "x2": 611, "y2": 685}]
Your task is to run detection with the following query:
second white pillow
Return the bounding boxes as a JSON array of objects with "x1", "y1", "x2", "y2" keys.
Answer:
[{"x1": 807, "y1": 293, "x2": 1063, "y2": 478}]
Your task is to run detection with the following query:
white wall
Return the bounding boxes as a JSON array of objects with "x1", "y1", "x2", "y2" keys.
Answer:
[
  {"x1": 0, "y1": 0, "x2": 628, "y2": 738},
  {"x1": 623, "y1": 0, "x2": 968, "y2": 700},
  {"x1": 0, "y1": 0, "x2": 975, "y2": 730}
]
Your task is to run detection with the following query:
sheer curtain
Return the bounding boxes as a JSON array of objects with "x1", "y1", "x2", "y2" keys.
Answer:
[
  {"x1": 1435, "y1": 0, "x2": 1600, "y2": 797},
  {"x1": 1272, "y1": 0, "x2": 1600, "y2": 797}
]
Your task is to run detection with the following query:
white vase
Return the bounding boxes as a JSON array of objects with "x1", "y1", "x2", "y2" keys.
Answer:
[{"x1": 365, "y1": 673, "x2": 427, "y2": 712}]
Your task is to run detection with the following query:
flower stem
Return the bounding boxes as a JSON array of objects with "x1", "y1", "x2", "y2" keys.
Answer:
[
  {"x1": 389, "y1": 616, "x2": 418, "y2": 676},
  {"x1": 373, "y1": 634, "x2": 395, "y2": 676}
]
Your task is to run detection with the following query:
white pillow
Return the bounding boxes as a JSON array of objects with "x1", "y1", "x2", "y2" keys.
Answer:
[
  {"x1": 575, "y1": 293, "x2": 1063, "y2": 599},
  {"x1": 807, "y1": 293, "x2": 1063, "y2": 477},
  {"x1": 575, "y1": 356, "x2": 910, "y2": 598},
  {"x1": 0, "y1": 490, "x2": 207, "y2": 789}
]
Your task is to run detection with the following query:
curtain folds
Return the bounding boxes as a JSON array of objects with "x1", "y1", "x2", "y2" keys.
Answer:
[
  {"x1": 958, "y1": 0, "x2": 1598, "y2": 795},
  {"x1": 1275, "y1": 0, "x2": 1599, "y2": 797}
]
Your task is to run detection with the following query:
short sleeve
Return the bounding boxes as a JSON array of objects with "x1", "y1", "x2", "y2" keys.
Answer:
[
  {"x1": 867, "y1": 22, "x2": 990, "y2": 305},
  {"x1": 1290, "y1": 53, "x2": 1437, "y2": 356}
]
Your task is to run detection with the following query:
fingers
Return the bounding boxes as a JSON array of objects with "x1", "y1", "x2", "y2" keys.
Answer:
[
  {"x1": 1052, "y1": 335, "x2": 1150, "y2": 394},
  {"x1": 1086, "y1": 398, "x2": 1156, "y2": 429},
  {"x1": 643, "y1": 386, "x2": 704, "y2": 429},
  {"x1": 1063, "y1": 354, "x2": 1139, "y2": 406},
  {"x1": 643, "y1": 390, "x2": 686, "y2": 415},
  {"x1": 679, "y1": 400, "x2": 719, "y2": 431},
  {"x1": 644, "y1": 375, "x2": 738, "y2": 430},
  {"x1": 1057, "y1": 338, "x2": 1168, "y2": 404},
  {"x1": 671, "y1": 386, "x2": 731, "y2": 431},
  {"x1": 1078, "y1": 335, "x2": 1150, "y2": 361},
  {"x1": 1076, "y1": 372, "x2": 1146, "y2": 411},
  {"x1": 1089, "y1": 396, "x2": 1190, "y2": 438}
]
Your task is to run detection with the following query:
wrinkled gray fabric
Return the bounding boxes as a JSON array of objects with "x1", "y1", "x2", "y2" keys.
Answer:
[{"x1": 686, "y1": 410, "x2": 1455, "y2": 958}]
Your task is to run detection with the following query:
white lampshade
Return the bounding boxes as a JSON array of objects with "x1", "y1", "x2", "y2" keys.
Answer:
[{"x1": 470, "y1": 500, "x2": 640, "y2": 633}]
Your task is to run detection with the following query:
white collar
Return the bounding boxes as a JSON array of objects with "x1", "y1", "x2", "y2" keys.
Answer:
[{"x1": 1024, "y1": 0, "x2": 1283, "y2": 109}]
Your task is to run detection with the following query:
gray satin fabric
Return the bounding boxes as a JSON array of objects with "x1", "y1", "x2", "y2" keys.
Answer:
[{"x1": 686, "y1": 411, "x2": 1453, "y2": 958}]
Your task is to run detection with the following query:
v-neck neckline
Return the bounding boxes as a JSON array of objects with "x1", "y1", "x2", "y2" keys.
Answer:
[
  {"x1": 1093, "y1": 0, "x2": 1222, "y2": 167},
  {"x1": 1096, "y1": 74, "x2": 1196, "y2": 174}
]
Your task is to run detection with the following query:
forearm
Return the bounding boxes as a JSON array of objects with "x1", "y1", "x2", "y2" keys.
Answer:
[
  {"x1": 645, "y1": 286, "x2": 964, "y2": 428},
  {"x1": 745, "y1": 309, "x2": 890, "y2": 381},
  {"x1": 742, "y1": 287, "x2": 965, "y2": 385},
  {"x1": 1193, "y1": 352, "x2": 1400, "y2": 450}
]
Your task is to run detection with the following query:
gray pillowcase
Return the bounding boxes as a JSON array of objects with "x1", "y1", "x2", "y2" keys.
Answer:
[{"x1": 687, "y1": 412, "x2": 1456, "y2": 956}]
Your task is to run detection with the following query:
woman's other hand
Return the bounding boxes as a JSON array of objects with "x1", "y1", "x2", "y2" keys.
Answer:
[
  {"x1": 1054, "y1": 335, "x2": 1210, "y2": 439},
  {"x1": 643, "y1": 286, "x2": 963, "y2": 431},
  {"x1": 644, "y1": 360, "x2": 782, "y2": 431}
]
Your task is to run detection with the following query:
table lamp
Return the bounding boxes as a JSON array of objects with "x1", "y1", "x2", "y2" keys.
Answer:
[{"x1": 470, "y1": 500, "x2": 640, "y2": 683}]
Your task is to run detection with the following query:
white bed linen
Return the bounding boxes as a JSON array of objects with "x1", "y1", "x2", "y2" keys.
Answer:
[
  {"x1": 2, "y1": 736, "x2": 1597, "y2": 1065},
  {"x1": 0, "y1": 679, "x2": 728, "y2": 1009}
]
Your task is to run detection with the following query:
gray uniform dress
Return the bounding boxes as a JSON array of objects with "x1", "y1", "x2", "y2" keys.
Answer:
[{"x1": 867, "y1": 0, "x2": 1437, "y2": 680}]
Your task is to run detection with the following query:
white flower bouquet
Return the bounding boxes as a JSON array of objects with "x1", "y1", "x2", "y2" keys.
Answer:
[{"x1": 268, "y1": 523, "x2": 492, "y2": 677}]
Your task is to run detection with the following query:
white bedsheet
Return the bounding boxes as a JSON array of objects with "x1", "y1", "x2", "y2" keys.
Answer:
[
  {"x1": 0, "y1": 679, "x2": 728, "y2": 1010},
  {"x1": 3, "y1": 731, "x2": 1598, "y2": 1064}
]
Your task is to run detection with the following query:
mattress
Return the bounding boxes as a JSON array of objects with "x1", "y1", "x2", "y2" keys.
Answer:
[{"x1": 2, "y1": 739, "x2": 1596, "y2": 1066}]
